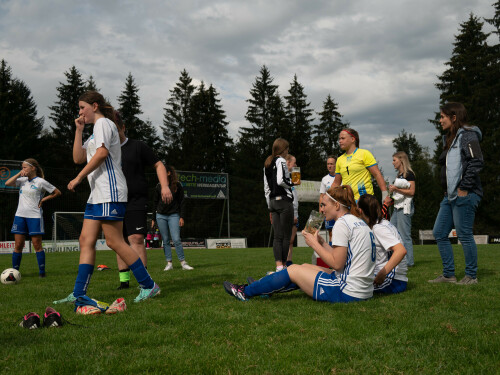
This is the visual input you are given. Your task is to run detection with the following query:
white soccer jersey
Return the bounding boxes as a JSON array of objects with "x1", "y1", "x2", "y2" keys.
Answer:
[
  {"x1": 83, "y1": 117, "x2": 128, "y2": 204},
  {"x1": 372, "y1": 219, "x2": 408, "y2": 282},
  {"x1": 14, "y1": 177, "x2": 56, "y2": 218},
  {"x1": 320, "y1": 174, "x2": 335, "y2": 194},
  {"x1": 331, "y1": 213, "x2": 376, "y2": 299}
]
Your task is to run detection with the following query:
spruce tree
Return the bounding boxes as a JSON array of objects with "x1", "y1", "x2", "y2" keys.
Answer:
[
  {"x1": 117, "y1": 73, "x2": 161, "y2": 151},
  {"x1": 313, "y1": 94, "x2": 344, "y2": 159},
  {"x1": 392, "y1": 129, "x2": 424, "y2": 162},
  {"x1": 162, "y1": 69, "x2": 195, "y2": 168},
  {"x1": 0, "y1": 60, "x2": 44, "y2": 160}
]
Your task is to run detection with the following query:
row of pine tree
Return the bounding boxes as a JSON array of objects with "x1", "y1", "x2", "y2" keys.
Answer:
[{"x1": 1, "y1": 3, "x2": 499, "y2": 245}]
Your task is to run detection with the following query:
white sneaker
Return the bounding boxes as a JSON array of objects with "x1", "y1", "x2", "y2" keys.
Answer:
[
  {"x1": 181, "y1": 262, "x2": 194, "y2": 270},
  {"x1": 164, "y1": 263, "x2": 173, "y2": 271}
]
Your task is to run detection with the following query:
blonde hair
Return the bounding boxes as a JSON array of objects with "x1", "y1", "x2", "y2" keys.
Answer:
[
  {"x1": 264, "y1": 138, "x2": 289, "y2": 168},
  {"x1": 24, "y1": 158, "x2": 44, "y2": 179},
  {"x1": 393, "y1": 151, "x2": 415, "y2": 178}
]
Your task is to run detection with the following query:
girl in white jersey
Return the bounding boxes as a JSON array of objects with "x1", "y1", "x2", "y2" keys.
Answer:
[
  {"x1": 6, "y1": 158, "x2": 61, "y2": 277},
  {"x1": 358, "y1": 194, "x2": 408, "y2": 294},
  {"x1": 55, "y1": 91, "x2": 160, "y2": 314},
  {"x1": 224, "y1": 185, "x2": 376, "y2": 303}
]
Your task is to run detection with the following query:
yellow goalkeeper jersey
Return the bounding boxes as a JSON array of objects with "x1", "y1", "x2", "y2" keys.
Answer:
[{"x1": 335, "y1": 148, "x2": 377, "y2": 200}]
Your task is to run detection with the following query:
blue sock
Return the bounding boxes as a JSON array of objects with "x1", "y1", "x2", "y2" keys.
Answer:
[
  {"x1": 130, "y1": 258, "x2": 154, "y2": 289},
  {"x1": 12, "y1": 252, "x2": 22, "y2": 270},
  {"x1": 73, "y1": 264, "x2": 94, "y2": 298},
  {"x1": 245, "y1": 269, "x2": 297, "y2": 297},
  {"x1": 329, "y1": 241, "x2": 332, "y2": 246},
  {"x1": 36, "y1": 251, "x2": 45, "y2": 274}
]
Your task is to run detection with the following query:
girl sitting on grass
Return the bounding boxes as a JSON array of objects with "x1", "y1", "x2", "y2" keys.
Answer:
[
  {"x1": 224, "y1": 185, "x2": 376, "y2": 303},
  {"x1": 358, "y1": 194, "x2": 408, "y2": 294}
]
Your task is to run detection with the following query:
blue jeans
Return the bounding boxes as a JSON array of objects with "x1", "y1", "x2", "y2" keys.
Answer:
[
  {"x1": 156, "y1": 213, "x2": 185, "y2": 262},
  {"x1": 432, "y1": 193, "x2": 481, "y2": 278},
  {"x1": 390, "y1": 203, "x2": 414, "y2": 266}
]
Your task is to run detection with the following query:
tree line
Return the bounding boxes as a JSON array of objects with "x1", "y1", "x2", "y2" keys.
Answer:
[{"x1": 1, "y1": 2, "x2": 499, "y2": 245}]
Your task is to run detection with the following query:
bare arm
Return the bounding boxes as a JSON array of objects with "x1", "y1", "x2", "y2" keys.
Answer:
[
  {"x1": 39, "y1": 188, "x2": 62, "y2": 207},
  {"x1": 302, "y1": 229, "x2": 347, "y2": 270},
  {"x1": 5, "y1": 171, "x2": 22, "y2": 187},
  {"x1": 331, "y1": 174, "x2": 342, "y2": 188},
  {"x1": 154, "y1": 161, "x2": 172, "y2": 204},
  {"x1": 374, "y1": 243, "x2": 407, "y2": 285},
  {"x1": 367, "y1": 165, "x2": 387, "y2": 194},
  {"x1": 68, "y1": 146, "x2": 109, "y2": 191},
  {"x1": 73, "y1": 116, "x2": 87, "y2": 164}
]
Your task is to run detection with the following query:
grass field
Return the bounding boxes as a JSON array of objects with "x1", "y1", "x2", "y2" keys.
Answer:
[{"x1": 0, "y1": 244, "x2": 499, "y2": 374}]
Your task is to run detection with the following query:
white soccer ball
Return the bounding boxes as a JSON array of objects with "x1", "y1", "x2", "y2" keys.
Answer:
[{"x1": 1, "y1": 268, "x2": 21, "y2": 284}]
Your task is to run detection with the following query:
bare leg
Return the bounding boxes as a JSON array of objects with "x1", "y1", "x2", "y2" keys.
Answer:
[
  {"x1": 286, "y1": 264, "x2": 321, "y2": 297},
  {"x1": 287, "y1": 226, "x2": 297, "y2": 263},
  {"x1": 14, "y1": 234, "x2": 25, "y2": 253},
  {"x1": 31, "y1": 235, "x2": 42, "y2": 252},
  {"x1": 101, "y1": 221, "x2": 140, "y2": 266},
  {"x1": 79, "y1": 219, "x2": 101, "y2": 265},
  {"x1": 116, "y1": 234, "x2": 146, "y2": 270}
]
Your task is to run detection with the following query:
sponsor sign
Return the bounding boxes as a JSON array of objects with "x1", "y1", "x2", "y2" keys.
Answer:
[
  {"x1": 295, "y1": 180, "x2": 321, "y2": 203},
  {"x1": 42, "y1": 240, "x2": 112, "y2": 252},
  {"x1": 206, "y1": 238, "x2": 247, "y2": 249},
  {"x1": 177, "y1": 171, "x2": 228, "y2": 200},
  {"x1": 0, "y1": 160, "x2": 22, "y2": 192},
  {"x1": 0, "y1": 241, "x2": 30, "y2": 254},
  {"x1": 160, "y1": 238, "x2": 206, "y2": 249},
  {"x1": 489, "y1": 235, "x2": 500, "y2": 244}
]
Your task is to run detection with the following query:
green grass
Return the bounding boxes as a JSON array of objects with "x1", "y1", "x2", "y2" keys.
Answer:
[{"x1": 0, "y1": 245, "x2": 499, "y2": 374}]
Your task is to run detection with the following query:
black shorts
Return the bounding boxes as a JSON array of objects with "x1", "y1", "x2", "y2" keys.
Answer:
[{"x1": 123, "y1": 210, "x2": 148, "y2": 238}]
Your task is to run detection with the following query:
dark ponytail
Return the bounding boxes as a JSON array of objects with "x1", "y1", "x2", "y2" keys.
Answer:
[{"x1": 357, "y1": 194, "x2": 382, "y2": 228}]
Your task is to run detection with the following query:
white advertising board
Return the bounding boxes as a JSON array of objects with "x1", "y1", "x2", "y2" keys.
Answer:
[
  {"x1": 206, "y1": 238, "x2": 247, "y2": 249},
  {"x1": 0, "y1": 241, "x2": 30, "y2": 254}
]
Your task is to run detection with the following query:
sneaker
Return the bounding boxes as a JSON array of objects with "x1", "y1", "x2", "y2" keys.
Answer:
[
  {"x1": 53, "y1": 292, "x2": 76, "y2": 304},
  {"x1": 181, "y1": 262, "x2": 194, "y2": 270},
  {"x1": 19, "y1": 312, "x2": 41, "y2": 329},
  {"x1": 223, "y1": 281, "x2": 248, "y2": 301},
  {"x1": 106, "y1": 298, "x2": 127, "y2": 314},
  {"x1": 428, "y1": 275, "x2": 457, "y2": 283},
  {"x1": 285, "y1": 260, "x2": 293, "y2": 267},
  {"x1": 457, "y1": 275, "x2": 478, "y2": 285},
  {"x1": 164, "y1": 263, "x2": 173, "y2": 271},
  {"x1": 134, "y1": 282, "x2": 161, "y2": 303},
  {"x1": 74, "y1": 295, "x2": 109, "y2": 314},
  {"x1": 116, "y1": 282, "x2": 130, "y2": 290},
  {"x1": 43, "y1": 307, "x2": 63, "y2": 328}
]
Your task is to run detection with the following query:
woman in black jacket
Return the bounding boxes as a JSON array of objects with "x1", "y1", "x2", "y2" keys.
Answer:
[{"x1": 152, "y1": 165, "x2": 194, "y2": 271}]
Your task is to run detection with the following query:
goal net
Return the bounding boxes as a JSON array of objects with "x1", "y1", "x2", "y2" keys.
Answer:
[{"x1": 51, "y1": 212, "x2": 99, "y2": 252}]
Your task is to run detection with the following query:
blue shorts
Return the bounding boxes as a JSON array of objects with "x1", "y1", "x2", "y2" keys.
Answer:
[
  {"x1": 313, "y1": 271, "x2": 362, "y2": 303},
  {"x1": 325, "y1": 219, "x2": 335, "y2": 230},
  {"x1": 11, "y1": 216, "x2": 45, "y2": 236},
  {"x1": 84, "y1": 202, "x2": 126, "y2": 221},
  {"x1": 374, "y1": 278, "x2": 407, "y2": 294}
]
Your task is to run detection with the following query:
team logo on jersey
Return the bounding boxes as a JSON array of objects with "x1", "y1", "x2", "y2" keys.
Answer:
[{"x1": 30, "y1": 185, "x2": 38, "y2": 190}]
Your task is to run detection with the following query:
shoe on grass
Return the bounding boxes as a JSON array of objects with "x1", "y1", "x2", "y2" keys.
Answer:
[
  {"x1": 134, "y1": 282, "x2": 161, "y2": 303},
  {"x1": 19, "y1": 312, "x2": 41, "y2": 329},
  {"x1": 53, "y1": 292, "x2": 76, "y2": 304},
  {"x1": 181, "y1": 262, "x2": 194, "y2": 270},
  {"x1": 116, "y1": 282, "x2": 130, "y2": 290},
  {"x1": 43, "y1": 307, "x2": 63, "y2": 328},
  {"x1": 457, "y1": 275, "x2": 478, "y2": 285},
  {"x1": 74, "y1": 295, "x2": 109, "y2": 314},
  {"x1": 164, "y1": 263, "x2": 173, "y2": 271},
  {"x1": 428, "y1": 275, "x2": 457, "y2": 283},
  {"x1": 223, "y1": 281, "x2": 248, "y2": 301},
  {"x1": 106, "y1": 298, "x2": 127, "y2": 314}
]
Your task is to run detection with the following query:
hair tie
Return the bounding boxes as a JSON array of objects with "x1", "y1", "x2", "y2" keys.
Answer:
[
  {"x1": 325, "y1": 192, "x2": 349, "y2": 209},
  {"x1": 342, "y1": 129, "x2": 356, "y2": 139},
  {"x1": 23, "y1": 161, "x2": 34, "y2": 168}
]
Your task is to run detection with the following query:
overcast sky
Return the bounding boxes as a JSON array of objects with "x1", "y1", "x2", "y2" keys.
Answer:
[{"x1": 0, "y1": 0, "x2": 496, "y2": 179}]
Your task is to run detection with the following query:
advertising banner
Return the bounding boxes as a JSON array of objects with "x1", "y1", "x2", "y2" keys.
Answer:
[
  {"x1": 206, "y1": 238, "x2": 247, "y2": 249},
  {"x1": 0, "y1": 160, "x2": 22, "y2": 193},
  {"x1": 294, "y1": 180, "x2": 321, "y2": 203},
  {"x1": 0, "y1": 241, "x2": 30, "y2": 254},
  {"x1": 177, "y1": 171, "x2": 228, "y2": 200}
]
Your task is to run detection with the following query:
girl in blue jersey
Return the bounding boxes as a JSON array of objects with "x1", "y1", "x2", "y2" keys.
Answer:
[
  {"x1": 55, "y1": 91, "x2": 160, "y2": 313},
  {"x1": 358, "y1": 194, "x2": 408, "y2": 294},
  {"x1": 6, "y1": 158, "x2": 61, "y2": 277},
  {"x1": 224, "y1": 185, "x2": 376, "y2": 303}
]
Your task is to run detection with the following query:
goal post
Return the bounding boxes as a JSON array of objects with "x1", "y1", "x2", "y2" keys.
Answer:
[{"x1": 51, "y1": 212, "x2": 107, "y2": 252}]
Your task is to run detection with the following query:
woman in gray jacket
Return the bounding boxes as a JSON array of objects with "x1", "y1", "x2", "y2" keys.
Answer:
[{"x1": 430, "y1": 102, "x2": 483, "y2": 285}]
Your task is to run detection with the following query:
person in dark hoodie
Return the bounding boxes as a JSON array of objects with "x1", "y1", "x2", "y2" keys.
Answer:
[
  {"x1": 429, "y1": 102, "x2": 483, "y2": 285},
  {"x1": 152, "y1": 165, "x2": 194, "y2": 271}
]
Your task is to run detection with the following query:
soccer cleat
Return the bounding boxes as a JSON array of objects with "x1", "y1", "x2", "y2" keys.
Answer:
[
  {"x1": 181, "y1": 262, "x2": 194, "y2": 270},
  {"x1": 164, "y1": 263, "x2": 173, "y2": 271},
  {"x1": 74, "y1": 295, "x2": 109, "y2": 314},
  {"x1": 428, "y1": 275, "x2": 457, "y2": 283},
  {"x1": 134, "y1": 282, "x2": 161, "y2": 303},
  {"x1": 53, "y1": 292, "x2": 76, "y2": 304},
  {"x1": 457, "y1": 275, "x2": 478, "y2": 285},
  {"x1": 106, "y1": 298, "x2": 127, "y2": 314},
  {"x1": 223, "y1": 281, "x2": 248, "y2": 301},
  {"x1": 19, "y1": 312, "x2": 41, "y2": 329},
  {"x1": 43, "y1": 307, "x2": 63, "y2": 328}
]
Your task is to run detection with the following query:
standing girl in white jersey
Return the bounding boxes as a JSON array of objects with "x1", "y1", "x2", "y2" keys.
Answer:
[
  {"x1": 6, "y1": 159, "x2": 61, "y2": 277},
  {"x1": 224, "y1": 185, "x2": 376, "y2": 303},
  {"x1": 55, "y1": 91, "x2": 160, "y2": 314},
  {"x1": 358, "y1": 194, "x2": 408, "y2": 294}
]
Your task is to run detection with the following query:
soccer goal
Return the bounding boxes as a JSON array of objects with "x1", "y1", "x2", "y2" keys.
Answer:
[{"x1": 51, "y1": 212, "x2": 105, "y2": 252}]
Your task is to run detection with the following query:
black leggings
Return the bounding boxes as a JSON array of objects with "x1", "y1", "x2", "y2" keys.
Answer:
[{"x1": 270, "y1": 199, "x2": 294, "y2": 263}]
